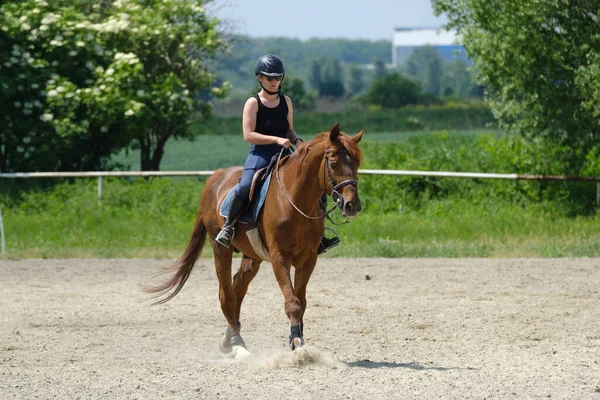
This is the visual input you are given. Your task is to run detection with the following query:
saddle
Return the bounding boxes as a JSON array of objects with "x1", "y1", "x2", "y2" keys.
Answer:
[
  {"x1": 249, "y1": 153, "x2": 280, "y2": 202},
  {"x1": 219, "y1": 172, "x2": 272, "y2": 226},
  {"x1": 219, "y1": 153, "x2": 283, "y2": 225}
]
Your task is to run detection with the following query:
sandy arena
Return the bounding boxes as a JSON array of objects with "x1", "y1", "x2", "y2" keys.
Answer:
[{"x1": 1, "y1": 258, "x2": 599, "y2": 399}]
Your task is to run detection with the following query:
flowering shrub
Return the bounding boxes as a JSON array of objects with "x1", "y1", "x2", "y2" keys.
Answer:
[{"x1": 1, "y1": 0, "x2": 229, "y2": 172}]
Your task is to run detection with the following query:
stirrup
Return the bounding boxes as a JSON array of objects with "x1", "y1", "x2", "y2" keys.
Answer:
[
  {"x1": 216, "y1": 225, "x2": 235, "y2": 248},
  {"x1": 318, "y1": 227, "x2": 341, "y2": 254}
]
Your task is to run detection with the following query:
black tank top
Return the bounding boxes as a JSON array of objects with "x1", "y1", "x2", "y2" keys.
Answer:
[{"x1": 250, "y1": 94, "x2": 289, "y2": 154}]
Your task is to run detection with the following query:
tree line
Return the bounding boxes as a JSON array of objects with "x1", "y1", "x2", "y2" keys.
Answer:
[{"x1": 215, "y1": 36, "x2": 481, "y2": 110}]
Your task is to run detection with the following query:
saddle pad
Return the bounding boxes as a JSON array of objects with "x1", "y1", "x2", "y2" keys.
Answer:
[{"x1": 219, "y1": 172, "x2": 273, "y2": 224}]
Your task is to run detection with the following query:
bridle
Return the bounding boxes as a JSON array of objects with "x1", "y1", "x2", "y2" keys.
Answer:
[
  {"x1": 275, "y1": 146, "x2": 358, "y2": 224},
  {"x1": 323, "y1": 148, "x2": 358, "y2": 211}
]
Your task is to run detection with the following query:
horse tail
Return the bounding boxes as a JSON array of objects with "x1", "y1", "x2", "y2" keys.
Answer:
[{"x1": 144, "y1": 209, "x2": 207, "y2": 305}]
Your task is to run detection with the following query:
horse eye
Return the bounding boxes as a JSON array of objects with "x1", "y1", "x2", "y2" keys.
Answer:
[{"x1": 329, "y1": 160, "x2": 336, "y2": 168}]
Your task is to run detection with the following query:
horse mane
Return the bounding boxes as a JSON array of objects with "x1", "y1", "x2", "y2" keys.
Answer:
[
  {"x1": 294, "y1": 130, "x2": 363, "y2": 165},
  {"x1": 289, "y1": 130, "x2": 362, "y2": 180}
]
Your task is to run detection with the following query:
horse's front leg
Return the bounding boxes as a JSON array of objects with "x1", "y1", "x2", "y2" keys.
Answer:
[
  {"x1": 271, "y1": 251, "x2": 316, "y2": 350},
  {"x1": 291, "y1": 256, "x2": 317, "y2": 349},
  {"x1": 270, "y1": 251, "x2": 302, "y2": 348}
]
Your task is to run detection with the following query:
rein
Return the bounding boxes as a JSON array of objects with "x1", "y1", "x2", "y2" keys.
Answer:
[{"x1": 275, "y1": 146, "x2": 356, "y2": 224}]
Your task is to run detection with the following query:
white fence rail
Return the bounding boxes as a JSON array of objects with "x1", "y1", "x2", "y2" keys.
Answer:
[
  {"x1": 1, "y1": 169, "x2": 600, "y2": 255},
  {"x1": 4, "y1": 169, "x2": 600, "y2": 181},
  {"x1": 1, "y1": 169, "x2": 599, "y2": 202}
]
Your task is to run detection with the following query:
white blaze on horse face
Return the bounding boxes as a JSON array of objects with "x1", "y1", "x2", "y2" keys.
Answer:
[
  {"x1": 341, "y1": 187, "x2": 360, "y2": 218},
  {"x1": 337, "y1": 164, "x2": 360, "y2": 218}
]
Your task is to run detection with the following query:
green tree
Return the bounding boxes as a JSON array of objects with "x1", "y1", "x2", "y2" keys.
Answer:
[
  {"x1": 319, "y1": 58, "x2": 345, "y2": 98},
  {"x1": 442, "y1": 59, "x2": 476, "y2": 98},
  {"x1": 433, "y1": 0, "x2": 600, "y2": 171},
  {"x1": 364, "y1": 73, "x2": 423, "y2": 108},
  {"x1": 282, "y1": 77, "x2": 315, "y2": 111},
  {"x1": 1, "y1": 2, "x2": 80, "y2": 172},
  {"x1": 1, "y1": 0, "x2": 228, "y2": 172},
  {"x1": 373, "y1": 58, "x2": 387, "y2": 79},
  {"x1": 405, "y1": 46, "x2": 443, "y2": 96},
  {"x1": 347, "y1": 64, "x2": 365, "y2": 95},
  {"x1": 308, "y1": 59, "x2": 322, "y2": 91},
  {"x1": 423, "y1": 50, "x2": 442, "y2": 96}
]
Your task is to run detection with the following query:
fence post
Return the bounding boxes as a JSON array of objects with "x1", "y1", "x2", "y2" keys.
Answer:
[
  {"x1": 0, "y1": 207, "x2": 5, "y2": 255},
  {"x1": 597, "y1": 182, "x2": 600, "y2": 208},
  {"x1": 98, "y1": 176, "x2": 103, "y2": 205}
]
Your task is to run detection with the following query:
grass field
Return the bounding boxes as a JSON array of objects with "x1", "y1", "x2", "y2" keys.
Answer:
[
  {"x1": 3, "y1": 128, "x2": 599, "y2": 259},
  {"x1": 2, "y1": 174, "x2": 599, "y2": 259}
]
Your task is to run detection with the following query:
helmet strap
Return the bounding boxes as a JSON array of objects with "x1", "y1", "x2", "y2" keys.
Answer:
[{"x1": 258, "y1": 79, "x2": 281, "y2": 96}]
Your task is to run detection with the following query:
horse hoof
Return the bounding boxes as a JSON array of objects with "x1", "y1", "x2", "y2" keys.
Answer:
[
  {"x1": 219, "y1": 323, "x2": 241, "y2": 353},
  {"x1": 232, "y1": 345, "x2": 252, "y2": 360},
  {"x1": 290, "y1": 337, "x2": 305, "y2": 351},
  {"x1": 219, "y1": 335, "x2": 232, "y2": 354}
]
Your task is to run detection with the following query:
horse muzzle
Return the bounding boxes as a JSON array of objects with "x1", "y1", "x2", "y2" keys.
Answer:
[
  {"x1": 332, "y1": 187, "x2": 361, "y2": 218},
  {"x1": 341, "y1": 199, "x2": 361, "y2": 218}
]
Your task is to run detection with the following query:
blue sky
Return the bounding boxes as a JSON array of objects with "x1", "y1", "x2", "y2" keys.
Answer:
[{"x1": 210, "y1": 0, "x2": 446, "y2": 41}]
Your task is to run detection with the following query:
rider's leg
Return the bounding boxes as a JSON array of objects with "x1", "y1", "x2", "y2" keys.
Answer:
[
  {"x1": 318, "y1": 192, "x2": 341, "y2": 254},
  {"x1": 215, "y1": 175, "x2": 252, "y2": 248},
  {"x1": 216, "y1": 149, "x2": 274, "y2": 248}
]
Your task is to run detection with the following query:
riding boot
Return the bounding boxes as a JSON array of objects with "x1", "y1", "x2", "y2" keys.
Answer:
[
  {"x1": 216, "y1": 191, "x2": 248, "y2": 248},
  {"x1": 318, "y1": 193, "x2": 341, "y2": 254}
]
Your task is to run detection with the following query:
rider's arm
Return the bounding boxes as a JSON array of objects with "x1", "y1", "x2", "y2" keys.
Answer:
[
  {"x1": 242, "y1": 97, "x2": 289, "y2": 147},
  {"x1": 284, "y1": 96, "x2": 303, "y2": 146}
]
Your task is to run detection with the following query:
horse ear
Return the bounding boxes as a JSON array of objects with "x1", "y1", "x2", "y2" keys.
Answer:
[
  {"x1": 329, "y1": 123, "x2": 341, "y2": 143},
  {"x1": 353, "y1": 128, "x2": 364, "y2": 144}
]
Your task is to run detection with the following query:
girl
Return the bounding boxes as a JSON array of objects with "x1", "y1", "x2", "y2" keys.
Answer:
[{"x1": 216, "y1": 54, "x2": 339, "y2": 254}]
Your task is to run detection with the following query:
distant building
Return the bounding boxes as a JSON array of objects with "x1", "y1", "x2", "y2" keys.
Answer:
[{"x1": 392, "y1": 27, "x2": 467, "y2": 67}]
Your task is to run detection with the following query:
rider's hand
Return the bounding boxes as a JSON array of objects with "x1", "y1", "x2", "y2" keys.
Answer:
[{"x1": 276, "y1": 137, "x2": 292, "y2": 149}]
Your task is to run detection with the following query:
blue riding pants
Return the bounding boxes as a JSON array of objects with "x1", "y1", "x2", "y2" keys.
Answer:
[{"x1": 237, "y1": 149, "x2": 289, "y2": 201}]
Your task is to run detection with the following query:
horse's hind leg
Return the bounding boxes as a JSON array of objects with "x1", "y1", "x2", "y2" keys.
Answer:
[
  {"x1": 232, "y1": 257, "x2": 262, "y2": 323},
  {"x1": 219, "y1": 257, "x2": 261, "y2": 353},
  {"x1": 210, "y1": 238, "x2": 245, "y2": 353}
]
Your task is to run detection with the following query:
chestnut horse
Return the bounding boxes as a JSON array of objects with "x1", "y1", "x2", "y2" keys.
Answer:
[{"x1": 145, "y1": 123, "x2": 363, "y2": 354}]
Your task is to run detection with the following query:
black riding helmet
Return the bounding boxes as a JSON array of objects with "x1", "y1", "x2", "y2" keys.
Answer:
[
  {"x1": 255, "y1": 54, "x2": 285, "y2": 95},
  {"x1": 255, "y1": 54, "x2": 285, "y2": 77}
]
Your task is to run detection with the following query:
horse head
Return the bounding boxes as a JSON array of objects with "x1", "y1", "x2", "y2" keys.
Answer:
[{"x1": 323, "y1": 123, "x2": 363, "y2": 218}]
